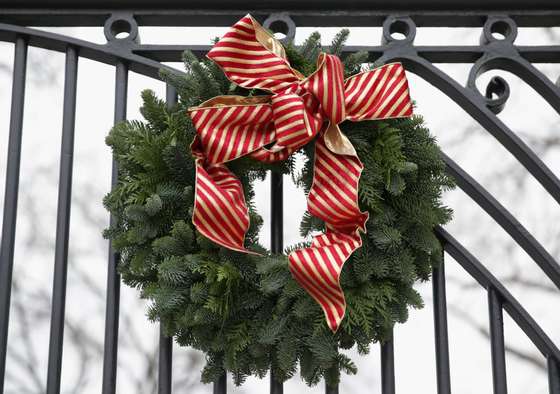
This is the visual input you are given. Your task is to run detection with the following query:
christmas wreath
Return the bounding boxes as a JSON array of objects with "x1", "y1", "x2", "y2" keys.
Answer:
[{"x1": 103, "y1": 15, "x2": 454, "y2": 387}]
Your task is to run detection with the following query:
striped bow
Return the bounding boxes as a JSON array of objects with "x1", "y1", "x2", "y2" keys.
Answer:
[{"x1": 188, "y1": 14, "x2": 413, "y2": 332}]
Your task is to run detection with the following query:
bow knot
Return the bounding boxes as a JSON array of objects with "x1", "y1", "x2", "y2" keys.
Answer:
[{"x1": 188, "y1": 14, "x2": 413, "y2": 332}]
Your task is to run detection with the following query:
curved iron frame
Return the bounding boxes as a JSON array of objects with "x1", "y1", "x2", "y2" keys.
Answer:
[{"x1": 0, "y1": 5, "x2": 559, "y2": 394}]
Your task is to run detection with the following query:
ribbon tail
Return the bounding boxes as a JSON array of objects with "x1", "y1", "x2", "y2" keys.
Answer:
[
  {"x1": 193, "y1": 160, "x2": 256, "y2": 254},
  {"x1": 288, "y1": 134, "x2": 369, "y2": 332},
  {"x1": 288, "y1": 231, "x2": 362, "y2": 332}
]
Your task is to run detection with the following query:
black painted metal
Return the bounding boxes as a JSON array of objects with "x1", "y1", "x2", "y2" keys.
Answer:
[
  {"x1": 549, "y1": 357, "x2": 560, "y2": 394},
  {"x1": 46, "y1": 44, "x2": 79, "y2": 394},
  {"x1": 0, "y1": 35, "x2": 27, "y2": 394},
  {"x1": 157, "y1": 84, "x2": 177, "y2": 394},
  {"x1": 270, "y1": 169, "x2": 284, "y2": 394},
  {"x1": 380, "y1": 332, "x2": 395, "y2": 394},
  {"x1": 213, "y1": 373, "x2": 227, "y2": 394},
  {"x1": 441, "y1": 152, "x2": 560, "y2": 290},
  {"x1": 432, "y1": 259, "x2": 451, "y2": 394},
  {"x1": 133, "y1": 44, "x2": 560, "y2": 64},
  {"x1": 2, "y1": 2, "x2": 560, "y2": 28},
  {"x1": 158, "y1": 329, "x2": 173, "y2": 394},
  {"x1": 0, "y1": 23, "x2": 175, "y2": 79},
  {"x1": 270, "y1": 370, "x2": 283, "y2": 394},
  {"x1": 436, "y1": 227, "x2": 560, "y2": 362},
  {"x1": 0, "y1": 5, "x2": 559, "y2": 394},
  {"x1": 488, "y1": 288, "x2": 508, "y2": 394},
  {"x1": 3, "y1": 0, "x2": 560, "y2": 10},
  {"x1": 325, "y1": 384, "x2": 339, "y2": 394},
  {"x1": 102, "y1": 61, "x2": 128, "y2": 394},
  {"x1": 382, "y1": 63, "x2": 560, "y2": 210},
  {"x1": 270, "y1": 171, "x2": 283, "y2": 256}
]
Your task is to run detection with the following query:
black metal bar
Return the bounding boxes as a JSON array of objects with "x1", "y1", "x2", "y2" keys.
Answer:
[
  {"x1": 45, "y1": 44, "x2": 79, "y2": 394},
  {"x1": 213, "y1": 372, "x2": 227, "y2": 394},
  {"x1": 102, "y1": 60, "x2": 128, "y2": 394},
  {"x1": 1, "y1": 10, "x2": 560, "y2": 28},
  {"x1": 158, "y1": 329, "x2": 173, "y2": 394},
  {"x1": 488, "y1": 287, "x2": 508, "y2": 394},
  {"x1": 0, "y1": 35, "x2": 27, "y2": 394},
  {"x1": 157, "y1": 84, "x2": 177, "y2": 394},
  {"x1": 380, "y1": 331, "x2": 395, "y2": 394},
  {"x1": 3, "y1": 0, "x2": 560, "y2": 10},
  {"x1": 432, "y1": 257, "x2": 451, "y2": 394},
  {"x1": 3, "y1": 25, "x2": 560, "y2": 84},
  {"x1": 549, "y1": 357, "x2": 560, "y2": 394},
  {"x1": 0, "y1": 23, "x2": 178, "y2": 80},
  {"x1": 270, "y1": 370, "x2": 283, "y2": 394},
  {"x1": 270, "y1": 170, "x2": 283, "y2": 255},
  {"x1": 325, "y1": 384, "x2": 339, "y2": 394},
  {"x1": 396, "y1": 55, "x2": 560, "y2": 207},
  {"x1": 436, "y1": 227, "x2": 560, "y2": 362},
  {"x1": 442, "y1": 153, "x2": 560, "y2": 290},
  {"x1": 270, "y1": 167, "x2": 283, "y2": 394},
  {"x1": 133, "y1": 44, "x2": 560, "y2": 64}
]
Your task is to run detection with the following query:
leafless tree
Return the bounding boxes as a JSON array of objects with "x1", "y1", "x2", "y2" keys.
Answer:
[{"x1": 3, "y1": 160, "x2": 204, "y2": 394}]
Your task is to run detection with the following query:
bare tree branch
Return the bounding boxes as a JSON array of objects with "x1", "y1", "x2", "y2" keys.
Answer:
[{"x1": 446, "y1": 303, "x2": 547, "y2": 371}]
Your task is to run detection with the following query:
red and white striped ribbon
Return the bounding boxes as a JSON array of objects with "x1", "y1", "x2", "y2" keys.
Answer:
[{"x1": 188, "y1": 14, "x2": 413, "y2": 332}]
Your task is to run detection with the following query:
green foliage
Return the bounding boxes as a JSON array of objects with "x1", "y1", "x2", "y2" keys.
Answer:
[
  {"x1": 328, "y1": 29, "x2": 350, "y2": 57},
  {"x1": 298, "y1": 31, "x2": 322, "y2": 71},
  {"x1": 103, "y1": 30, "x2": 454, "y2": 388}
]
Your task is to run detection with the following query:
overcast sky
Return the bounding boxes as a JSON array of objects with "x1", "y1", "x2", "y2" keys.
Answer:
[{"x1": 0, "y1": 22, "x2": 559, "y2": 394}]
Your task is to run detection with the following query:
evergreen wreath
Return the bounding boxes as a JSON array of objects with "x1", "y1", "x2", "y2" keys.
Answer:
[{"x1": 103, "y1": 29, "x2": 455, "y2": 387}]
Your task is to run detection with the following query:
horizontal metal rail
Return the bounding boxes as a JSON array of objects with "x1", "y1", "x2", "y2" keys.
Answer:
[
  {"x1": 1, "y1": 4, "x2": 560, "y2": 27},
  {"x1": 3, "y1": 0, "x2": 560, "y2": 10},
  {"x1": 134, "y1": 45, "x2": 560, "y2": 64}
]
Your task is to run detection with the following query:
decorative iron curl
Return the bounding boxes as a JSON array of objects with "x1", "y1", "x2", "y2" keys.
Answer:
[
  {"x1": 466, "y1": 16, "x2": 518, "y2": 114},
  {"x1": 467, "y1": 16, "x2": 560, "y2": 115}
]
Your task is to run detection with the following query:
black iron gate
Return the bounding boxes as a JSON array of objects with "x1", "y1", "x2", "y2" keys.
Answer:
[{"x1": 0, "y1": 1, "x2": 559, "y2": 394}]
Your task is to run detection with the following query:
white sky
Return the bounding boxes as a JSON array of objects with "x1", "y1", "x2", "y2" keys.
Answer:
[{"x1": 0, "y1": 22, "x2": 559, "y2": 394}]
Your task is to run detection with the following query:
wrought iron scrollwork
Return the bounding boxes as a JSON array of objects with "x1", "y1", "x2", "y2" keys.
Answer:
[
  {"x1": 104, "y1": 12, "x2": 140, "y2": 44},
  {"x1": 263, "y1": 12, "x2": 296, "y2": 44}
]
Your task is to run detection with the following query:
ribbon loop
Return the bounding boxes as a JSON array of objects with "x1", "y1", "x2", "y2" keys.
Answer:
[
  {"x1": 302, "y1": 53, "x2": 347, "y2": 125},
  {"x1": 207, "y1": 15, "x2": 301, "y2": 93},
  {"x1": 189, "y1": 96, "x2": 275, "y2": 165},
  {"x1": 344, "y1": 63, "x2": 413, "y2": 121},
  {"x1": 188, "y1": 14, "x2": 414, "y2": 332}
]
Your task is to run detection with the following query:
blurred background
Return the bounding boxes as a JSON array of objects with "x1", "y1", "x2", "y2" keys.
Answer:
[{"x1": 0, "y1": 23, "x2": 559, "y2": 394}]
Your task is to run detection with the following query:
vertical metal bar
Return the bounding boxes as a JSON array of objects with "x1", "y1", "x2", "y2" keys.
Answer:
[
  {"x1": 270, "y1": 170, "x2": 283, "y2": 254},
  {"x1": 380, "y1": 329, "x2": 395, "y2": 394},
  {"x1": 548, "y1": 356, "x2": 560, "y2": 394},
  {"x1": 270, "y1": 169, "x2": 283, "y2": 393},
  {"x1": 158, "y1": 84, "x2": 177, "y2": 394},
  {"x1": 45, "y1": 45, "x2": 79, "y2": 394},
  {"x1": 432, "y1": 257, "x2": 451, "y2": 394},
  {"x1": 102, "y1": 60, "x2": 128, "y2": 394},
  {"x1": 488, "y1": 287, "x2": 508, "y2": 394},
  {"x1": 270, "y1": 370, "x2": 283, "y2": 394},
  {"x1": 325, "y1": 383, "x2": 339, "y2": 394},
  {"x1": 158, "y1": 329, "x2": 173, "y2": 394},
  {"x1": 0, "y1": 36, "x2": 27, "y2": 394},
  {"x1": 213, "y1": 372, "x2": 227, "y2": 394}
]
